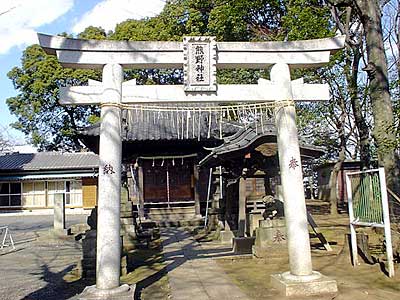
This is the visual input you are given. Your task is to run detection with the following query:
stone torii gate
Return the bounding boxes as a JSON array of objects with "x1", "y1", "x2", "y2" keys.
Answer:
[{"x1": 38, "y1": 33, "x2": 344, "y2": 299}]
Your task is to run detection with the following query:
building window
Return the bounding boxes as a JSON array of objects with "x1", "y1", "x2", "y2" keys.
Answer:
[
  {"x1": 0, "y1": 180, "x2": 83, "y2": 208},
  {"x1": 48, "y1": 180, "x2": 83, "y2": 207},
  {"x1": 0, "y1": 182, "x2": 21, "y2": 207},
  {"x1": 65, "y1": 180, "x2": 82, "y2": 206},
  {"x1": 47, "y1": 181, "x2": 65, "y2": 207},
  {"x1": 22, "y1": 181, "x2": 46, "y2": 206}
]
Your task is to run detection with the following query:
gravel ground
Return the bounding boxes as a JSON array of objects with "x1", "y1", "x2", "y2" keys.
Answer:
[{"x1": 0, "y1": 214, "x2": 90, "y2": 300}]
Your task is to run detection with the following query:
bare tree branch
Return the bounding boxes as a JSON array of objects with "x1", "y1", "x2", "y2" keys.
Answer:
[{"x1": 0, "y1": 6, "x2": 16, "y2": 17}]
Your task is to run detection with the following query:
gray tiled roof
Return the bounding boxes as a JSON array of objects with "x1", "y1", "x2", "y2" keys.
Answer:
[{"x1": 0, "y1": 152, "x2": 99, "y2": 171}]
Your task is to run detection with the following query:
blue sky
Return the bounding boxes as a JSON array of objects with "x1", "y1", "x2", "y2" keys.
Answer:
[{"x1": 0, "y1": 0, "x2": 165, "y2": 145}]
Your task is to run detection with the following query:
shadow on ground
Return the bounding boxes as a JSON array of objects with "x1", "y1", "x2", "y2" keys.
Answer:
[
  {"x1": 123, "y1": 227, "x2": 237, "y2": 300},
  {"x1": 22, "y1": 264, "x2": 94, "y2": 300}
]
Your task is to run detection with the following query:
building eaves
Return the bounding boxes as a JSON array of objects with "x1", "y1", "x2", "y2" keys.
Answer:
[
  {"x1": 0, "y1": 152, "x2": 99, "y2": 171},
  {"x1": 199, "y1": 123, "x2": 325, "y2": 167}
]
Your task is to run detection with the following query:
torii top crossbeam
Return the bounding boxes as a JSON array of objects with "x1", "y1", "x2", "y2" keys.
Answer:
[
  {"x1": 38, "y1": 33, "x2": 344, "y2": 69},
  {"x1": 37, "y1": 34, "x2": 345, "y2": 104}
]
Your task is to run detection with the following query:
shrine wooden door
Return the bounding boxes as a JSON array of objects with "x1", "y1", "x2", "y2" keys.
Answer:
[
  {"x1": 144, "y1": 166, "x2": 168, "y2": 203},
  {"x1": 143, "y1": 161, "x2": 193, "y2": 204},
  {"x1": 168, "y1": 164, "x2": 193, "y2": 202}
]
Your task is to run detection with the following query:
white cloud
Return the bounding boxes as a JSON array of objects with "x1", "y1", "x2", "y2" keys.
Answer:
[
  {"x1": 72, "y1": 0, "x2": 165, "y2": 34},
  {"x1": 0, "y1": 0, "x2": 74, "y2": 54}
]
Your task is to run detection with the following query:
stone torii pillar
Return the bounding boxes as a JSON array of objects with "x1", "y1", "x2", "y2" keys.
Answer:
[
  {"x1": 80, "y1": 64, "x2": 135, "y2": 299},
  {"x1": 273, "y1": 63, "x2": 313, "y2": 276},
  {"x1": 96, "y1": 64, "x2": 123, "y2": 289},
  {"x1": 270, "y1": 63, "x2": 337, "y2": 295}
]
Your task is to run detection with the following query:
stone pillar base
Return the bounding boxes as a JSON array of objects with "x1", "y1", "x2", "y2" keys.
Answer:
[
  {"x1": 218, "y1": 230, "x2": 235, "y2": 244},
  {"x1": 271, "y1": 272, "x2": 337, "y2": 297},
  {"x1": 49, "y1": 228, "x2": 71, "y2": 236},
  {"x1": 78, "y1": 284, "x2": 135, "y2": 300}
]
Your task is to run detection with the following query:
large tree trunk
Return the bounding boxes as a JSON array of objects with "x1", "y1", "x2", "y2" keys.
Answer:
[
  {"x1": 329, "y1": 4, "x2": 372, "y2": 168},
  {"x1": 346, "y1": 46, "x2": 372, "y2": 168},
  {"x1": 354, "y1": 0, "x2": 399, "y2": 192}
]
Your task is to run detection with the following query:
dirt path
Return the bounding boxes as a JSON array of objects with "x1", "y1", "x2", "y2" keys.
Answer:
[
  {"x1": 218, "y1": 252, "x2": 400, "y2": 300},
  {"x1": 162, "y1": 227, "x2": 250, "y2": 300}
]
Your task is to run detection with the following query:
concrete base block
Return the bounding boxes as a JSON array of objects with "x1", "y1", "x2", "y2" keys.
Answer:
[
  {"x1": 120, "y1": 218, "x2": 134, "y2": 225},
  {"x1": 271, "y1": 272, "x2": 337, "y2": 297},
  {"x1": 78, "y1": 284, "x2": 135, "y2": 300},
  {"x1": 233, "y1": 237, "x2": 256, "y2": 254},
  {"x1": 81, "y1": 260, "x2": 96, "y2": 279},
  {"x1": 218, "y1": 230, "x2": 235, "y2": 244},
  {"x1": 70, "y1": 224, "x2": 90, "y2": 234},
  {"x1": 254, "y1": 226, "x2": 286, "y2": 249},
  {"x1": 248, "y1": 213, "x2": 264, "y2": 236}
]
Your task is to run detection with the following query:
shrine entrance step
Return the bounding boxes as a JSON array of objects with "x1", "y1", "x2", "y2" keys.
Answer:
[
  {"x1": 146, "y1": 205, "x2": 198, "y2": 222},
  {"x1": 155, "y1": 217, "x2": 203, "y2": 228}
]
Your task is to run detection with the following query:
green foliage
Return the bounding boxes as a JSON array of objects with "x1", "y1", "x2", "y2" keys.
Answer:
[
  {"x1": 209, "y1": 0, "x2": 286, "y2": 41},
  {"x1": 7, "y1": 45, "x2": 101, "y2": 151},
  {"x1": 111, "y1": 18, "x2": 172, "y2": 41},
  {"x1": 78, "y1": 26, "x2": 107, "y2": 40},
  {"x1": 208, "y1": 1, "x2": 253, "y2": 41},
  {"x1": 282, "y1": 0, "x2": 332, "y2": 40}
]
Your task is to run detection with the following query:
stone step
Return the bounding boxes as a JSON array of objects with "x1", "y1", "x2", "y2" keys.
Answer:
[
  {"x1": 147, "y1": 206, "x2": 196, "y2": 214},
  {"x1": 149, "y1": 213, "x2": 196, "y2": 221},
  {"x1": 147, "y1": 207, "x2": 196, "y2": 221},
  {"x1": 156, "y1": 218, "x2": 203, "y2": 228}
]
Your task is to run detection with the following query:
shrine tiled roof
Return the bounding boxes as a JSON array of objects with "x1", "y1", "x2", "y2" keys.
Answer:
[{"x1": 80, "y1": 109, "x2": 241, "y2": 142}]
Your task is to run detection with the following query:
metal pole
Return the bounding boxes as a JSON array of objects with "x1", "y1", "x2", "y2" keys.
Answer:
[
  {"x1": 167, "y1": 167, "x2": 170, "y2": 209},
  {"x1": 219, "y1": 166, "x2": 223, "y2": 199},
  {"x1": 1, "y1": 227, "x2": 8, "y2": 249},
  {"x1": 346, "y1": 173, "x2": 359, "y2": 266},
  {"x1": 379, "y1": 168, "x2": 395, "y2": 277},
  {"x1": 309, "y1": 162, "x2": 315, "y2": 200},
  {"x1": 204, "y1": 168, "x2": 213, "y2": 228},
  {"x1": 130, "y1": 164, "x2": 141, "y2": 222}
]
